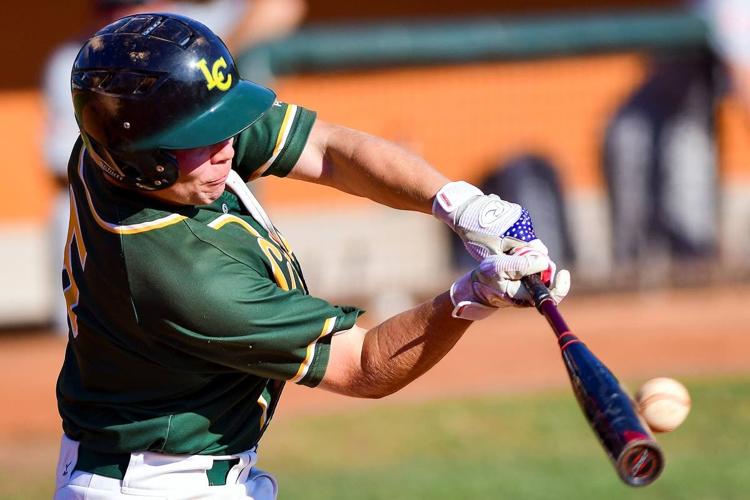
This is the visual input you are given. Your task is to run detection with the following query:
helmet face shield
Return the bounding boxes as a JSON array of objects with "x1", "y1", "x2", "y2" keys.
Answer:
[{"x1": 72, "y1": 13, "x2": 276, "y2": 190}]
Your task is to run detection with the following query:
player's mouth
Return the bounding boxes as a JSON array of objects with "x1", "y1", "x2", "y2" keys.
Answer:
[{"x1": 205, "y1": 173, "x2": 229, "y2": 186}]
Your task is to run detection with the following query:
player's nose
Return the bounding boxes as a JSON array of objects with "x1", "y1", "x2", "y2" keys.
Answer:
[{"x1": 210, "y1": 138, "x2": 235, "y2": 163}]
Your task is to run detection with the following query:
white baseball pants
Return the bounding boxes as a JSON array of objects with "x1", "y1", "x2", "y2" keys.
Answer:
[{"x1": 52, "y1": 435, "x2": 278, "y2": 499}]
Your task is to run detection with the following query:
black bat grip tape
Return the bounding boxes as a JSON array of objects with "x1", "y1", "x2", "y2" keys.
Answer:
[{"x1": 522, "y1": 274, "x2": 552, "y2": 312}]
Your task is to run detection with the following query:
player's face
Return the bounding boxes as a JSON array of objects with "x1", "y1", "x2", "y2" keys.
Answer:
[{"x1": 149, "y1": 138, "x2": 235, "y2": 206}]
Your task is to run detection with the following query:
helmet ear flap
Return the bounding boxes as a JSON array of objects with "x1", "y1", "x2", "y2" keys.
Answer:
[
  {"x1": 144, "y1": 150, "x2": 179, "y2": 191},
  {"x1": 82, "y1": 133, "x2": 179, "y2": 191}
]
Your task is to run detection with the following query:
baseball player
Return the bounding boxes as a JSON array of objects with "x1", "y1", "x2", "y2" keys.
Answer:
[{"x1": 54, "y1": 13, "x2": 570, "y2": 499}]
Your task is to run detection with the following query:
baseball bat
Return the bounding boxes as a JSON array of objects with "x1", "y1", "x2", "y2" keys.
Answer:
[{"x1": 522, "y1": 274, "x2": 664, "y2": 487}]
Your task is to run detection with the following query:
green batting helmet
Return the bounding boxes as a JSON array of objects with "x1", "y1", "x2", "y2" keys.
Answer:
[{"x1": 72, "y1": 13, "x2": 276, "y2": 190}]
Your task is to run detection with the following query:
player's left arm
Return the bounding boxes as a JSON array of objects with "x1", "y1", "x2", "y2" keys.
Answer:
[
  {"x1": 289, "y1": 119, "x2": 450, "y2": 214},
  {"x1": 290, "y1": 118, "x2": 560, "y2": 280},
  {"x1": 239, "y1": 107, "x2": 554, "y2": 271}
]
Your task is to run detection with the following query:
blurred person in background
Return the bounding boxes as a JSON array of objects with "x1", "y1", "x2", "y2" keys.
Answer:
[
  {"x1": 700, "y1": 0, "x2": 750, "y2": 116},
  {"x1": 602, "y1": 0, "x2": 750, "y2": 288},
  {"x1": 601, "y1": 0, "x2": 734, "y2": 287},
  {"x1": 43, "y1": 0, "x2": 306, "y2": 335},
  {"x1": 602, "y1": 51, "x2": 719, "y2": 287}
]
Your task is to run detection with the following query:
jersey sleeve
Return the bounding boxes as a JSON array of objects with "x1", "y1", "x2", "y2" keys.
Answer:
[
  {"x1": 132, "y1": 246, "x2": 361, "y2": 387},
  {"x1": 232, "y1": 101, "x2": 317, "y2": 180}
]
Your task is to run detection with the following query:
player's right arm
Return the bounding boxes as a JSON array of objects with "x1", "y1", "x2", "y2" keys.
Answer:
[
  {"x1": 319, "y1": 293, "x2": 467, "y2": 399},
  {"x1": 319, "y1": 250, "x2": 570, "y2": 399}
]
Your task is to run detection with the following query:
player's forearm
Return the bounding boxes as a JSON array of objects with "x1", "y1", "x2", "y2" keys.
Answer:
[
  {"x1": 296, "y1": 121, "x2": 450, "y2": 213},
  {"x1": 363, "y1": 292, "x2": 471, "y2": 397},
  {"x1": 325, "y1": 292, "x2": 471, "y2": 399}
]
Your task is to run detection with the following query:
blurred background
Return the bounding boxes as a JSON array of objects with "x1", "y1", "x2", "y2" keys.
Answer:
[{"x1": 1, "y1": 0, "x2": 750, "y2": 498}]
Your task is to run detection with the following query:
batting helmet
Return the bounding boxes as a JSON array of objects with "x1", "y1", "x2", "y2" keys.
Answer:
[{"x1": 71, "y1": 13, "x2": 276, "y2": 190}]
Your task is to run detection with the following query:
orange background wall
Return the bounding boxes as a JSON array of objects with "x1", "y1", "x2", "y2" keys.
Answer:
[
  {"x1": 0, "y1": 91, "x2": 53, "y2": 222},
  {"x1": 263, "y1": 54, "x2": 646, "y2": 208},
  {"x1": 3, "y1": 53, "x2": 749, "y2": 222},
  {"x1": 264, "y1": 54, "x2": 750, "y2": 208}
]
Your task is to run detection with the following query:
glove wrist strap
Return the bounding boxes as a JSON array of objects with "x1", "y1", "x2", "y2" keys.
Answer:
[
  {"x1": 449, "y1": 274, "x2": 496, "y2": 321},
  {"x1": 451, "y1": 300, "x2": 496, "y2": 321},
  {"x1": 432, "y1": 181, "x2": 483, "y2": 227}
]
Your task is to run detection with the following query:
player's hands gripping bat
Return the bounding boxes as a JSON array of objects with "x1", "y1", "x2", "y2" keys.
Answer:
[
  {"x1": 449, "y1": 250, "x2": 570, "y2": 320},
  {"x1": 435, "y1": 180, "x2": 568, "y2": 320},
  {"x1": 522, "y1": 274, "x2": 664, "y2": 486}
]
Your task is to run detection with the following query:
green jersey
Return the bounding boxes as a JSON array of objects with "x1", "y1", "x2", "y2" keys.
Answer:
[{"x1": 57, "y1": 102, "x2": 362, "y2": 456}]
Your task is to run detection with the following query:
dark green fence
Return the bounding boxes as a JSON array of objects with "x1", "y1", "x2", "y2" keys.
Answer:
[{"x1": 237, "y1": 9, "x2": 708, "y2": 79}]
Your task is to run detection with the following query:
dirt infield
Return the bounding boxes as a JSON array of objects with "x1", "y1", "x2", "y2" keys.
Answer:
[{"x1": 2, "y1": 284, "x2": 749, "y2": 446}]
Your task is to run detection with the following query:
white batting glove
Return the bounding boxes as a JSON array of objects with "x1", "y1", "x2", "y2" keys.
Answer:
[
  {"x1": 433, "y1": 180, "x2": 557, "y2": 284},
  {"x1": 450, "y1": 249, "x2": 571, "y2": 321}
]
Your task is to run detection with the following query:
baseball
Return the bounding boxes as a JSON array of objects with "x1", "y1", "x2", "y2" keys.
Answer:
[{"x1": 635, "y1": 377, "x2": 691, "y2": 433}]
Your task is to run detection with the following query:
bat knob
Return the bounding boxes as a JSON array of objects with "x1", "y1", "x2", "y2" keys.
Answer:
[{"x1": 617, "y1": 440, "x2": 665, "y2": 487}]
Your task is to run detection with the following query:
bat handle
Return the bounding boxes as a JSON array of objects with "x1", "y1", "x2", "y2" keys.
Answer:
[
  {"x1": 521, "y1": 274, "x2": 552, "y2": 312},
  {"x1": 522, "y1": 274, "x2": 575, "y2": 345}
]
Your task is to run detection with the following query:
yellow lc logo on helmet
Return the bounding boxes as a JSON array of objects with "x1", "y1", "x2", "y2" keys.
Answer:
[{"x1": 196, "y1": 57, "x2": 232, "y2": 91}]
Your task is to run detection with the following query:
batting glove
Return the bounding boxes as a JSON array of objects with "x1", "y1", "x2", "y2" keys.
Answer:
[
  {"x1": 433, "y1": 181, "x2": 556, "y2": 284},
  {"x1": 450, "y1": 249, "x2": 571, "y2": 321}
]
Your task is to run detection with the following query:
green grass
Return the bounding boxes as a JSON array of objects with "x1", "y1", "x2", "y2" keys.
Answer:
[
  {"x1": 261, "y1": 376, "x2": 750, "y2": 500},
  {"x1": 3, "y1": 376, "x2": 749, "y2": 499}
]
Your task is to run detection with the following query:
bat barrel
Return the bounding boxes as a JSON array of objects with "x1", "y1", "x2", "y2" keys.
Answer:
[{"x1": 562, "y1": 342, "x2": 665, "y2": 487}]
